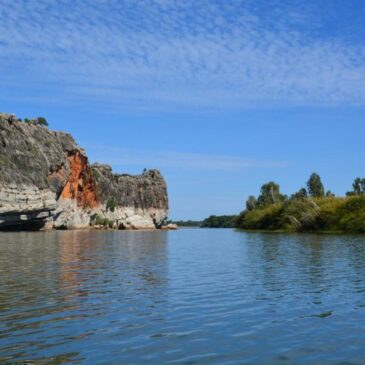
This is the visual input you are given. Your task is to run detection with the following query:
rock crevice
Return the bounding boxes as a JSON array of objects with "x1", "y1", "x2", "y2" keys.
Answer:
[{"x1": 60, "y1": 151, "x2": 100, "y2": 209}]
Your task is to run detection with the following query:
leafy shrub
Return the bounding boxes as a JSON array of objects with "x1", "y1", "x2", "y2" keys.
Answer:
[
  {"x1": 238, "y1": 203, "x2": 284, "y2": 230},
  {"x1": 35, "y1": 117, "x2": 48, "y2": 126},
  {"x1": 106, "y1": 197, "x2": 117, "y2": 212},
  {"x1": 94, "y1": 215, "x2": 114, "y2": 228},
  {"x1": 22, "y1": 117, "x2": 49, "y2": 126},
  {"x1": 316, "y1": 197, "x2": 346, "y2": 231},
  {"x1": 336, "y1": 197, "x2": 365, "y2": 233},
  {"x1": 282, "y1": 198, "x2": 320, "y2": 232}
]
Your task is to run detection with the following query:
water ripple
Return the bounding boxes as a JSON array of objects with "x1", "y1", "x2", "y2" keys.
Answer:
[{"x1": 1, "y1": 230, "x2": 365, "y2": 364}]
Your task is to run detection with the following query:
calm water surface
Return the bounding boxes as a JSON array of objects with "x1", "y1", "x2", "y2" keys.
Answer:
[{"x1": 1, "y1": 229, "x2": 365, "y2": 364}]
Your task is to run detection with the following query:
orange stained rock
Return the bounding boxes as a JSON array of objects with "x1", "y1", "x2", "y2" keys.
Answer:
[{"x1": 60, "y1": 151, "x2": 100, "y2": 208}]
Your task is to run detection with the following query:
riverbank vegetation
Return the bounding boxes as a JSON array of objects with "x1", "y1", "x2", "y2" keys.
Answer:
[
  {"x1": 168, "y1": 220, "x2": 202, "y2": 227},
  {"x1": 169, "y1": 215, "x2": 237, "y2": 228},
  {"x1": 236, "y1": 173, "x2": 365, "y2": 233},
  {"x1": 201, "y1": 215, "x2": 237, "y2": 228}
]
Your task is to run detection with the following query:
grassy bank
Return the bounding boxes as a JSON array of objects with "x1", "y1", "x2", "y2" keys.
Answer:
[{"x1": 236, "y1": 196, "x2": 365, "y2": 233}]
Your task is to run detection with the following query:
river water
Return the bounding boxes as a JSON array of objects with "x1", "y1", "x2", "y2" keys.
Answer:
[{"x1": 0, "y1": 229, "x2": 365, "y2": 364}]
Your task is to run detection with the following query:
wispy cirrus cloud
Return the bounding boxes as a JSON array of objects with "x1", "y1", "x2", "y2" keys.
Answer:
[
  {"x1": 0, "y1": 0, "x2": 364, "y2": 111},
  {"x1": 86, "y1": 145, "x2": 291, "y2": 172}
]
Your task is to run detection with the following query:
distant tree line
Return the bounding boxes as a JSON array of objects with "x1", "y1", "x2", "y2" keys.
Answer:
[
  {"x1": 169, "y1": 215, "x2": 238, "y2": 228},
  {"x1": 236, "y1": 173, "x2": 365, "y2": 233},
  {"x1": 201, "y1": 215, "x2": 237, "y2": 228},
  {"x1": 168, "y1": 220, "x2": 202, "y2": 227}
]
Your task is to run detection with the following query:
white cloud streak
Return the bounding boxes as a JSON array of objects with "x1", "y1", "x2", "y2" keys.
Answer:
[
  {"x1": 0, "y1": 0, "x2": 364, "y2": 111},
  {"x1": 86, "y1": 145, "x2": 291, "y2": 171}
]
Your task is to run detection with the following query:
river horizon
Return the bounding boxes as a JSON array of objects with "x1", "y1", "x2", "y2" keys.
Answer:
[{"x1": 1, "y1": 229, "x2": 365, "y2": 364}]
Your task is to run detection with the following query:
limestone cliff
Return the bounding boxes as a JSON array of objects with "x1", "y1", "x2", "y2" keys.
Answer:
[{"x1": 0, "y1": 113, "x2": 169, "y2": 230}]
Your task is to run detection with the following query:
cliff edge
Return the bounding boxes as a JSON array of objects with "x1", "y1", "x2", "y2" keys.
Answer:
[{"x1": 0, "y1": 113, "x2": 168, "y2": 230}]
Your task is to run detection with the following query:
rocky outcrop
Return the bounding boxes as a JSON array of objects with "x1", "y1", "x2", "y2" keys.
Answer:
[
  {"x1": 0, "y1": 113, "x2": 169, "y2": 230},
  {"x1": 91, "y1": 164, "x2": 168, "y2": 229},
  {"x1": 162, "y1": 223, "x2": 178, "y2": 230}
]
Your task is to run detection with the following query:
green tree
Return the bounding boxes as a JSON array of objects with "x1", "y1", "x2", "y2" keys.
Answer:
[
  {"x1": 246, "y1": 195, "x2": 257, "y2": 211},
  {"x1": 290, "y1": 187, "x2": 307, "y2": 200},
  {"x1": 257, "y1": 181, "x2": 285, "y2": 207},
  {"x1": 21, "y1": 117, "x2": 49, "y2": 126},
  {"x1": 353, "y1": 178, "x2": 362, "y2": 195},
  {"x1": 350, "y1": 178, "x2": 365, "y2": 196},
  {"x1": 36, "y1": 117, "x2": 48, "y2": 126},
  {"x1": 307, "y1": 173, "x2": 325, "y2": 198}
]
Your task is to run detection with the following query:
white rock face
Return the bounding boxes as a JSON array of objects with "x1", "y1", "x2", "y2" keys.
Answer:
[
  {"x1": 102, "y1": 206, "x2": 167, "y2": 230},
  {"x1": 0, "y1": 184, "x2": 56, "y2": 229},
  {"x1": 53, "y1": 199, "x2": 92, "y2": 229},
  {"x1": 0, "y1": 188, "x2": 168, "y2": 231},
  {"x1": 0, "y1": 185, "x2": 168, "y2": 230},
  {"x1": 0, "y1": 184, "x2": 56, "y2": 214}
]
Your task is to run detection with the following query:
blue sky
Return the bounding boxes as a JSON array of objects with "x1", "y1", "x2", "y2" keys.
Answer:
[{"x1": 1, "y1": 0, "x2": 365, "y2": 219}]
